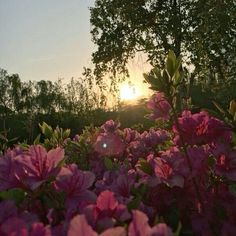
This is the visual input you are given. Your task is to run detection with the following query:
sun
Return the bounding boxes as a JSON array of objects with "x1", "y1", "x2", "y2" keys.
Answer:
[{"x1": 120, "y1": 83, "x2": 141, "y2": 101}]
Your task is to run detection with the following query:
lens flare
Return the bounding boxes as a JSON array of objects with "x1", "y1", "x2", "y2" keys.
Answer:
[{"x1": 120, "y1": 83, "x2": 141, "y2": 101}]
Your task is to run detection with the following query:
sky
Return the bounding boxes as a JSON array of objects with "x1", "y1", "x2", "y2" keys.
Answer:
[
  {"x1": 0, "y1": 0, "x2": 96, "y2": 81},
  {"x1": 0, "y1": 0, "x2": 151, "y2": 100}
]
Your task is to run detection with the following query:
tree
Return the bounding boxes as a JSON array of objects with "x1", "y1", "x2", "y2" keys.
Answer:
[
  {"x1": 0, "y1": 69, "x2": 12, "y2": 134},
  {"x1": 34, "y1": 80, "x2": 59, "y2": 114},
  {"x1": 65, "y1": 68, "x2": 108, "y2": 114},
  {"x1": 90, "y1": 0, "x2": 236, "y2": 83}
]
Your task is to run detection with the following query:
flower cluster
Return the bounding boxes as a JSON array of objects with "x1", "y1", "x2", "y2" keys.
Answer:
[
  {"x1": 0, "y1": 95, "x2": 236, "y2": 235},
  {"x1": 146, "y1": 92, "x2": 171, "y2": 121}
]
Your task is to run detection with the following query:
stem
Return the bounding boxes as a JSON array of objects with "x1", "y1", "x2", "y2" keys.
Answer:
[{"x1": 169, "y1": 101, "x2": 206, "y2": 213}]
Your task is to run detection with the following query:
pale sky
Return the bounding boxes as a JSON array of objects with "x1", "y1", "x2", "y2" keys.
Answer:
[
  {"x1": 0, "y1": 0, "x2": 95, "y2": 81},
  {"x1": 0, "y1": 0, "x2": 151, "y2": 100}
]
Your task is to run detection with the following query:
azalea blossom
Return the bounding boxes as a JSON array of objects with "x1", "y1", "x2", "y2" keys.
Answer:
[
  {"x1": 214, "y1": 149, "x2": 236, "y2": 181},
  {"x1": 0, "y1": 200, "x2": 17, "y2": 225},
  {"x1": 68, "y1": 214, "x2": 126, "y2": 236},
  {"x1": 160, "y1": 146, "x2": 208, "y2": 179},
  {"x1": 94, "y1": 133, "x2": 125, "y2": 156},
  {"x1": 1, "y1": 108, "x2": 236, "y2": 235},
  {"x1": 0, "y1": 147, "x2": 26, "y2": 190},
  {"x1": 55, "y1": 164, "x2": 96, "y2": 211},
  {"x1": 15, "y1": 145, "x2": 64, "y2": 190},
  {"x1": 95, "y1": 169, "x2": 136, "y2": 203},
  {"x1": 128, "y1": 210, "x2": 173, "y2": 236},
  {"x1": 146, "y1": 153, "x2": 184, "y2": 188},
  {"x1": 82, "y1": 190, "x2": 130, "y2": 231},
  {"x1": 1, "y1": 218, "x2": 51, "y2": 236},
  {"x1": 141, "y1": 129, "x2": 169, "y2": 148},
  {"x1": 123, "y1": 128, "x2": 141, "y2": 143},
  {"x1": 173, "y1": 111, "x2": 232, "y2": 145},
  {"x1": 147, "y1": 92, "x2": 171, "y2": 121},
  {"x1": 101, "y1": 120, "x2": 120, "y2": 133},
  {"x1": 0, "y1": 200, "x2": 51, "y2": 236}
]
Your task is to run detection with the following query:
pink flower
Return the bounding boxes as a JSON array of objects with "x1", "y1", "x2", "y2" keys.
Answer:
[
  {"x1": 0, "y1": 217, "x2": 28, "y2": 236},
  {"x1": 0, "y1": 217, "x2": 51, "y2": 236},
  {"x1": 147, "y1": 153, "x2": 184, "y2": 188},
  {"x1": 94, "y1": 133, "x2": 125, "y2": 156},
  {"x1": 68, "y1": 214, "x2": 126, "y2": 236},
  {"x1": 68, "y1": 215, "x2": 97, "y2": 236},
  {"x1": 73, "y1": 134, "x2": 80, "y2": 142},
  {"x1": 55, "y1": 164, "x2": 96, "y2": 210},
  {"x1": 101, "y1": 120, "x2": 120, "y2": 133},
  {"x1": 128, "y1": 210, "x2": 173, "y2": 236},
  {"x1": 30, "y1": 223, "x2": 51, "y2": 236},
  {"x1": 154, "y1": 158, "x2": 184, "y2": 188},
  {"x1": 173, "y1": 111, "x2": 232, "y2": 145},
  {"x1": 0, "y1": 154, "x2": 19, "y2": 191},
  {"x1": 83, "y1": 190, "x2": 130, "y2": 231},
  {"x1": 0, "y1": 200, "x2": 17, "y2": 224},
  {"x1": 15, "y1": 145, "x2": 64, "y2": 190},
  {"x1": 95, "y1": 169, "x2": 136, "y2": 203},
  {"x1": 0, "y1": 147, "x2": 25, "y2": 190},
  {"x1": 100, "y1": 227, "x2": 126, "y2": 236},
  {"x1": 128, "y1": 210, "x2": 150, "y2": 236},
  {"x1": 123, "y1": 128, "x2": 141, "y2": 143},
  {"x1": 111, "y1": 171, "x2": 136, "y2": 200},
  {"x1": 141, "y1": 129, "x2": 169, "y2": 148},
  {"x1": 215, "y1": 149, "x2": 236, "y2": 181},
  {"x1": 160, "y1": 146, "x2": 208, "y2": 179},
  {"x1": 147, "y1": 92, "x2": 171, "y2": 121},
  {"x1": 127, "y1": 140, "x2": 147, "y2": 165}
]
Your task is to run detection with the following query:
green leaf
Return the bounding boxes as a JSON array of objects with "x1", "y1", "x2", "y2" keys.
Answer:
[
  {"x1": 212, "y1": 101, "x2": 225, "y2": 115},
  {"x1": 58, "y1": 157, "x2": 66, "y2": 168},
  {"x1": 173, "y1": 69, "x2": 184, "y2": 86},
  {"x1": 104, "y1": 157, "x2": 113, "y2": 170},
  {"x1": 0, "y1": 133, "x2": 7, "y2": 141},
  {"x1": 33, "y1": 134, "x2": 41, "y2": 144},
  {"x1": 139, "y1": 159, "x2": 153, "y2": 175},
  {"x1": 165, "y1": 207, "x2": 180, "y2": 231},
  {"x1": 229, "y1": 184, "x2": 236, "y2": 197},
  {"x1": 39, "y1": 122, "x2": 53, "y2": 138},
  {"x1": 166, "y1": 50, "x2": 177, "y2": 78},
  {"x1": 18, "y1": 143, "x2": 29, "y2": 150},
  {"x1": 63, "y1": 129, "x2": 71, "y2": 139},
  {"x1": 143, "y1": 69, "x2": 166, "y2": 92},
  {"x1": 127, "y1": 196, "x2": 141, "y2": 211},
  {"x1": 0, "y1": 188, "x2": 25, "y2": 205},
  {"x1": 229, "y1": 100, "x2": 236, "y2": 116},
  {"x1": 163, "y1": 69, "x2": 170, "y2": 84},
  {"x1": 174, "y1": 222, "x2": 182, "y2": 236},
  {"x1": 207, "y1": 155, "x2": 216, "y2": 168}
]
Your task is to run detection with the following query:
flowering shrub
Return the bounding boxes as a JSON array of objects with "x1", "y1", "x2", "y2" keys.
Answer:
[
  {"x1": 0, "y1": 109, "x2": 235, "y2": 236},
  {"x1": 146, "y1": 92, "x2": 171, "y2": 121},
  {"x1": 0, "y1": 51, "x2": 236, "y2": 235}
]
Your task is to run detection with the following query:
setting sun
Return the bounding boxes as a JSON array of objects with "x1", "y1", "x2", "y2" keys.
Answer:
[{"x1": 120, "y1": 83, "x2": 141, "y2": 101}]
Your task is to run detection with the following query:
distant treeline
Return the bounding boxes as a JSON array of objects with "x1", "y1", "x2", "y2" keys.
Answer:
[
  {"x1": 0, "y1": 68, "x2": 106, "y2": 141},
  {"x1": 0, "y1": 68, "x2": 154, "y2": 142},
  {"x1": 0, "y1": 68, "x2": 110, "y2": 115}
]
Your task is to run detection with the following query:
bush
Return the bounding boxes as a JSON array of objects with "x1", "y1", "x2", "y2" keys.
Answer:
[{"x1": 0, "y1": 52, "x2": 235, "y2": 235}]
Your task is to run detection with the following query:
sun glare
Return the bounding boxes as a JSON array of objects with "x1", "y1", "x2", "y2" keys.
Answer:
[{"x1": 120, "y1": 83, "x2": 141, "y2": 101}]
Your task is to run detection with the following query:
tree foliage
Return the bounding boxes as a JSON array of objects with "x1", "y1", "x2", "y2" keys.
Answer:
[
  {"x1": 90, "y1": 0, "x2": 236, "y2": 83},
  {"x1": 0, "y1": 68, "x2": 111, "y2": 141},
  {"x1": 0, "y1": 68, "x2": 107, "y2": 117}
]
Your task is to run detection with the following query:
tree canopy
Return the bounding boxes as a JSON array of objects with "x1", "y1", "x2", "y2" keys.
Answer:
[
  {"x1": 0, "y1": 68, "x2": 107, "y2": 117},
  {"x1": 90, "y1": 0, "x2": 236, "y2": 83}
]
